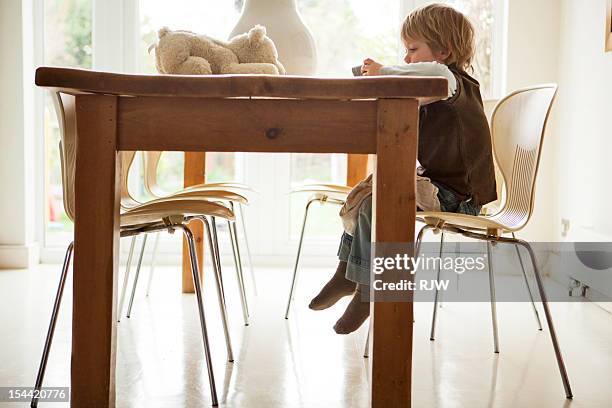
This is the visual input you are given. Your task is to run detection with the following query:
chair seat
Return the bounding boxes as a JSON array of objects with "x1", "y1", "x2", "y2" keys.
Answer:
[
  {"x1": 418, "y1": 211, "x2": 518, "y2": 234},
  {"x1": 183, "y1": 182, "x2": 256, "y2": 196},
  {"x1": 120, "y1": 198, "x2": 234, "y2": 227},
  {"x1": 291, "y1": 183, "x2": 352, "y2": 201},
  {"x1": 163, "y1": 188, "x2": 249, "y2": 205},
  {"x1": 185, "y1": 181, "x2": 256, "y2": 191}
]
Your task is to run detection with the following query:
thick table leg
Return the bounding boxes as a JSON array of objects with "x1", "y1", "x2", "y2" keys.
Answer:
[
  {"x1": 182, "y1": 152, "x2": 206, "y2": 293},
  {"x1": 371, "y1": 98, "x2": 418, "y2": 408},
  {"x1": 347, "y1": 154, "x2": 369, "y2": 186},
  {"x1": 73, "y1": 95, "x2": 120, "y2": 407}
]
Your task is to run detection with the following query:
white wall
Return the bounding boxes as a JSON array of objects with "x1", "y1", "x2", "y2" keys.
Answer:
[
  {"x1": 496, "y1": 0, "x2": 612, "y2": 300},
  {"x1": 0, "y1": 0, "x2": 38, "y2": 268},
  {"x1": 543, "y1": 0, "x2": 612, "y2": 303},
  {"x1": 554, "y1": 0, "x2": 612, "y2": 242},
  {"x1": 503, "y1": 0, "x2": 561, "y2": 242},
  {"x1": 493, "y1": 0, "x2": 612, "y2": 245}
]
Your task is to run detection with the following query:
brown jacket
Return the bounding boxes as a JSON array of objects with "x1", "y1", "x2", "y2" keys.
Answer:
[{"x1": 418, "y1": 64, "x2": 497, "y2": 206}]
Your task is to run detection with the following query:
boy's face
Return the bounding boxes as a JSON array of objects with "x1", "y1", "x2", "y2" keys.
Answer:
[{"x1": 403, "y1": 36, "x2": 448, "y2": 65}]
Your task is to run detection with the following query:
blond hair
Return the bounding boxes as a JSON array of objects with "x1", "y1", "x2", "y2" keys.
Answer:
[{"x1": 402, "y1": 3, "x2": 475, "y2": 71}]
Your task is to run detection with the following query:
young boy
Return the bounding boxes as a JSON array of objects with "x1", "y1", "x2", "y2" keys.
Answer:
[{"x1": 309, "y1": 3, "x2": 497, "y2": 334}]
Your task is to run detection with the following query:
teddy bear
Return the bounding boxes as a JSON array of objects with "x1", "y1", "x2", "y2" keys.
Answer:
[{"x1": 154, "y1": 25, "x2": 286, "y2": 75}]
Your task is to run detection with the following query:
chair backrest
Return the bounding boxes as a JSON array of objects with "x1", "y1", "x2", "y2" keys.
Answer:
[
  {"x1": 51, "y1": 92, "x2": 139, "y2": 222},
  {"x1": 490, "y1": 84, "x2": 558, "y2": 230},
  {"x1": 143, "y1": 150, "x2": 166, "y2": 198}
]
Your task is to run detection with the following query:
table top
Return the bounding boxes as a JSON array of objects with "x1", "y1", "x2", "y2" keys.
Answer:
[{"x1": 35, "y1": 67, "x2": 448, "y2": 100}]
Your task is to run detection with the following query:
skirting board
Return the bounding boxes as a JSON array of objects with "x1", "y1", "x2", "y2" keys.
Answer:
[{"x1": 0, "y1": 243, "x2": 40, "y2": 269}]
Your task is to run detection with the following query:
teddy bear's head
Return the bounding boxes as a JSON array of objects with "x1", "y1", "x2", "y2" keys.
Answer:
[{"x1": 227, "y1": 25, "x2": 286, "y2": 75}]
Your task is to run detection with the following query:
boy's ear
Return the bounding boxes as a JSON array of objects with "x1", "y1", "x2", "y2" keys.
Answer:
[
  {"x1": 440, "y1": 45, "x2": 451, "y2": 58},
  {"x1": 435, "y1": 46, "x2": 451, "y2": 62}
]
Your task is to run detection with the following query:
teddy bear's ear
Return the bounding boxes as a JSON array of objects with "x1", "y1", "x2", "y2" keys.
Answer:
[
  {"x1": 248, "y1": 25, "x2": 267, "y2": 45},
  {"x1": 158, "y1": 26, "x2": 171, "y2": 39}
]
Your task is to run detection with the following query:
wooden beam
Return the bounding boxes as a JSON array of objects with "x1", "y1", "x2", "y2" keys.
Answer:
[
  {"x1": 371, "y1": 98, "x2": 419, "y2": 408},
  {"x1": 182, "y1": 152, "x2": 206, "y2": 293},
  {"x1": 118, "y1": 98, "x2": 377, "y2": 154},
  {"x1": 72, "y1": 94, "x2": 119, "y2": 407}
]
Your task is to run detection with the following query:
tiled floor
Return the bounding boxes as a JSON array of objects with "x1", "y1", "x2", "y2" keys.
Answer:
[{"x1": 1, "y1": 262, "x2": 611, "y2": 407}]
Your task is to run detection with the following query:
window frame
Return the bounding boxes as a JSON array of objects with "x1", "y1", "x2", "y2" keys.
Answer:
[{"x1": 36, "y1": 0, "x2": 142, "y2": 262}]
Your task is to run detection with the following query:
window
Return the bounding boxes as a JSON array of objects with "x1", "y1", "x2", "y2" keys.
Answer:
[
  {"x1": 38, "y1": 0, "x2": 504, "y2": 261},
  {"x1": 286, "y1": 1, "x2": 400, "y2": 241},
  {"x1": 297, "y1": 0, "x2": 502, "y2": 97},
  {"x1": 289, "y1": 154, "x2": 347, "y2": 239},
  {"x1": 43, "y1": 0, "x2": 92, "y2": 246},
  {"x1": 444, "y1": 0, "x2": 499, "y2": 98},
  {"x1": 285, "y1": 0, "x2": 502, "y2": 244},
  {"x1": 139, "y1": 1, "x2": 242, "y2": 194},
  {"x1": 139, "y1": 0, "x2": 241, "y2": 72},
  {"x1": 298, "y1": 0, "x2": 403, "y2": 76}
]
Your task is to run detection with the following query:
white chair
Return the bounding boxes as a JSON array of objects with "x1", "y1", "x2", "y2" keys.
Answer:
[
  {"x1": 124, "y1": 150, "x2": 256, "y2": 325},
  {"x1": 118, "y1": 178, "x2": 249, "y2": 329},
  {"x1": 414, "y1": 84, "x2": 572, "y2": 399},
  {"x1": 284, "y1": 183, "x2": 352, "y2": 318},
  {"x1": 284, "y1": 87, "x2": 572, "y2": 401},
  {"x1": 32, "y1": 92, "x2": 233, "y2": 407}
]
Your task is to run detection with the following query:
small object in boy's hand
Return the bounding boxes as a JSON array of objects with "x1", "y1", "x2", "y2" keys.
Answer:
[{"x1": 352, "y1": 65, "x2": 363, "y2": 76}]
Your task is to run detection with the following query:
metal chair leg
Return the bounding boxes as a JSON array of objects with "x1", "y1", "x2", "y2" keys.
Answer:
[
  {"x1": 430, "y1": 232, "x2": 445, "y2": 340},
  {"x1": 284, "y1": 198, "x2": 316, "y2": 319},
  {"x1": 238, "y1": 203, "x2": 257, "y2": 296},
  {"x1": 126, "y1": 234, "x2": 148, "y2": 318},
  {"x1": 229, "y1": 203, "x2": 250, "y2": 320},
  {"x1": 517, "y1": 240, "x2": 572, "y2": 399},
  {"x1": 118, "y1": 236, "x2": 137, "y2": 322},
  {"x1": 228, "y1": 219, "x2": 250, "y2": 324},
  {"x1": 420, "y1": 224, "x2": 572, "y2": 399},
  {"x1": 210, "y1": 215, "x2": 248, "y2": 326},
  {"x1": 511, "y1": 232, "x2": 542, "y2": 330},
  {"x1": 179, "y1": 225, "x2": 219, "y2": 406},
  {"x1": 487, "y1": 241, "x2": 500, "y2": 353},
  {"x1": 363, "y1": 320, "x2": 371, "y2": 358},
  {"x1": 145, "y1": 232, "x2": 161, "y2": 297},
  {"x1": 210, "y1": 217, "x2": 225, "y2": 292},
  {"x1": 201, "y1": 217, "x2": 234, "y2": 362},
  {"x1": 31, "y1": 242, "x2": 74, "y2": 408},
  {"x1": 413, "y1": 223, "x2": 436, "y2": 259}
]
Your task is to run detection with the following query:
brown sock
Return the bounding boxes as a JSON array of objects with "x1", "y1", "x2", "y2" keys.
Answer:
[
  {"x1": 333, "y1": 284, "x2": 370, "y2": 334},
  {"x1": 309, "y1": 261, "x2": 356, "y2": 311}
]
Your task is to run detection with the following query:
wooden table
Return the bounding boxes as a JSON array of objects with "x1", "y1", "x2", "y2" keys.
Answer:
[{"x1": 35, "y1": 67, "x2": 446, "y2": 408}]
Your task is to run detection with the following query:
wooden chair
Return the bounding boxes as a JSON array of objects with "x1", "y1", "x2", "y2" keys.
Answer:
[{"x1": 32, "y1": 92, "x2": 233, "y2": 407}]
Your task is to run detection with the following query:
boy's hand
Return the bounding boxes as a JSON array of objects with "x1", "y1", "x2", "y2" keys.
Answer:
[{"x1": 362, "y1": 58, "x2": 383, "y2": 76}]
